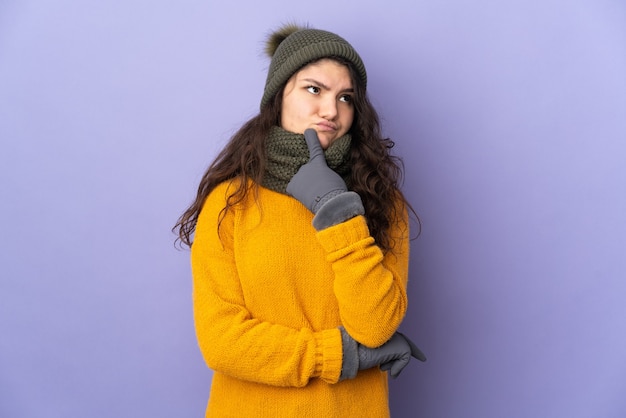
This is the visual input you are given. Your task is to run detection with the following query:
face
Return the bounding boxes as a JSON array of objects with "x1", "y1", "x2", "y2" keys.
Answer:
[{"x1": 280, "y1": 59, "x2": 355, "y2": 149}]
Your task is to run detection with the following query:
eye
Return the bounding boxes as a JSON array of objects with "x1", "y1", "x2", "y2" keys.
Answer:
[
  {"x1": 339, "y1": 94, "x2": 353, "y2": 104},
  {"x1": 306, "y1": 85, "x2": 321, "y2": 94}
]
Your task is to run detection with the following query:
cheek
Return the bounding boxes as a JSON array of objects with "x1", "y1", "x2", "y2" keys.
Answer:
[
  {"x1": 342, "y1": 108, "x2": 355, "y2": 130},
  {"x1": 280, "y1": 98, "x2": 295, "y2": 128},
  {"x1": 282, "y1": 100, "x2": 309, "y2": 129},
  {"x1": 281, "y1": 107, "x2": 300, "y2": 131}
]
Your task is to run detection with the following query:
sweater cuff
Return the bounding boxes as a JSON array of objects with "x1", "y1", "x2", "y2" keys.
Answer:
[
  {"x1": 313, "y1": 328, "x2": 343, "y2": 384},
  {"x1": 315, "y1": 214, "x2": 372, "y2": 254}
]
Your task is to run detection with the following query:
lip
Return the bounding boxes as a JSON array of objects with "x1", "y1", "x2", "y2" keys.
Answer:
[{"x1": 316, "y1": 121, "x2": 338, "y2": 132}]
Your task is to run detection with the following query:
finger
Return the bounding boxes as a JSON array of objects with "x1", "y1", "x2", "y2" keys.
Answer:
[
  {"x1": 303, "y1": 128, "x2": 324, "y2": 161},
  {"x1": 380, "y1": 361, "x2": 392, "y2": 371},
  {"x1": 400, "y1": 332, "x2": 427, "y2": 362},
  {"x1": 389, "y1": 357, "x2": 410, "y2": 378},
  {"x1": 410, "y1": 344, "x2": 426, "y2": 362}
]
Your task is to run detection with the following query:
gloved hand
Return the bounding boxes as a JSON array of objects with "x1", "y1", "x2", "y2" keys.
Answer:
[
  {"x1": 340, "y1": 328, "x2": 426, "y2": 380},
  {"x1": 286, "y1": 128, "x2": 348, "y2": 214},
  {"x1": 378, "y1": 333, "x2": 427, "y2": 378}
]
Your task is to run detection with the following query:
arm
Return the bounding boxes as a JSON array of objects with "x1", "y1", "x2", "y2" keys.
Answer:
[
  {"x1": 191, "y1": 182, "x2": 343, "y2": 387},
  {"x1": 286, "y1": 129, "x2": 410, "y2": 348},
  {"x1": 330, "y1": 208, "x2": 428, "y2": 379},
  {"x1": 317, "y1": 205, "x2": 410, "y2": 348}
]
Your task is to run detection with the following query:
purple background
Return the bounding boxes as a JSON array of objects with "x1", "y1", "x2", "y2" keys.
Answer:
[{"x1": 1, "y1": 1, "x2": 625, "y2": 417}]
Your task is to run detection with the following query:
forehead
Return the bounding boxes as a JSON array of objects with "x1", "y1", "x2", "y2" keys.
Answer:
[{"x1": 295, "y1": 59, "x2": 352, "y2": 84}]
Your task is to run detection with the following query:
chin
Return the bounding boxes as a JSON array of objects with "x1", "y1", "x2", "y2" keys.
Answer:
[{"x1": 317, "y1": 134, "x2": 334, "y2": 149}]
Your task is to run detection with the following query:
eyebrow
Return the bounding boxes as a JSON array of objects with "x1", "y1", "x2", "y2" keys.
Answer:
[{"x1": 301, "y1": 78, "x2": 354, "y2": 93}]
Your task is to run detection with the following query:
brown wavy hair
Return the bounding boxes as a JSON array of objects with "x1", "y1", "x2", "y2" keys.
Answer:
[{"x1": 173, "y1": 57, "x2": 418, "y2": 252}]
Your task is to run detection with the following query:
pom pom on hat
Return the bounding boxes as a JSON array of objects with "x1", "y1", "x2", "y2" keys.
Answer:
[
  {"x1": 260, "y1": 23, "x2": 367, "y2": 109},
  {"x1": 264, "y1": 23, "x2": 308, "y2": 58}
]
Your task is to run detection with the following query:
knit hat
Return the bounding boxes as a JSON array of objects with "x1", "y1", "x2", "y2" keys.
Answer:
[{"x1": 260, "y1": 24, "x2": 367, "y2": 109}]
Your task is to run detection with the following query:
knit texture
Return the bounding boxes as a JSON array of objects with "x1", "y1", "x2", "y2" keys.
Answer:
[
  {"x1": 262, "y1": 126, "x2": 352, "y2": 194},
  {"x1": 191, "y1": 180, "x2": 411, "y2": 418},
  {"x1": 261, "y1": 27, "x2": 367, "y2": 108}
]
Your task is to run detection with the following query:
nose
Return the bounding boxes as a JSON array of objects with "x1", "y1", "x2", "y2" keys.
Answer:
[{"x1": 319, "y1": 96, "x2": 338, "y2": 120}]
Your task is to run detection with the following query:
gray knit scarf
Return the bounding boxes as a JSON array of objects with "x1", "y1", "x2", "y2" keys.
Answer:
[{"x1": 261, "y1": 126, "x2": 352, "y2": 194}]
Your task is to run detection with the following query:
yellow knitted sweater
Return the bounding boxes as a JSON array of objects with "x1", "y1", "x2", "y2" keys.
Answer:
[{"x1": 191, "y1": 180, "x2": 410, "y2": 417}]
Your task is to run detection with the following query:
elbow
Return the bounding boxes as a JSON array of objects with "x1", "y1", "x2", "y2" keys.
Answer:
[{"x1": 343, "y1": 296, "x2": 408, "y2": 348}]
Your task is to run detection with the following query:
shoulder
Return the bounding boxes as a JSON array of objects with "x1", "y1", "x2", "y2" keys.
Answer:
[
  {"x1": 202, "y1": 178, "x2": 250, "y2": 210},
  {"x1": 199, "y1": 179, "x2": 285, "y2": 225},
  {"x1": 389, "y1": 193, "x2": 411, "y2": 242},
  {"x1": 197, "y1": 179, "x2": 246, "y2": 228},
  {"x1": 195, "y1": 179, "x2": 250, "y2": 246}
]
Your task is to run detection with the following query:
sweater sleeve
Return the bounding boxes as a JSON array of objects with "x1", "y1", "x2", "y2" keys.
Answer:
[
  {"x1": 191, "y1": 182, "x2": 343, "y2": 387},
  {"x1": 315, "y1": 204, "x2": 410, "y2": 348}
]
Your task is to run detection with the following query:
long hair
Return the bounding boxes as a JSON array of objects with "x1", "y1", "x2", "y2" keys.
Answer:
[{"x1": 173, "y1": 58, "x2": 417, "y2": 252}]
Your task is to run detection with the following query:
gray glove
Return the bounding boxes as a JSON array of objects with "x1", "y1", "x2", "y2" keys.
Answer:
[
  {"x1": 286, "y1": 129, "x2": 364, "y2": 230},
  {"x1": 340, "y1": 327, "x2": 426, "y2": 380},
  {"x1": 286, "y1": 129, "x2": 349, "y2": 213},
  {"x1": 378, "y1": 333, "x2": 427, "y2": 378}
]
